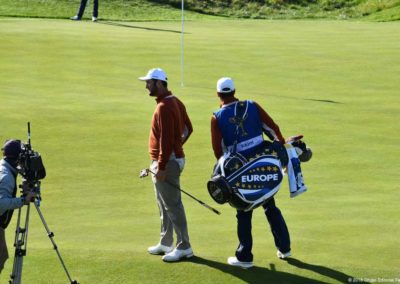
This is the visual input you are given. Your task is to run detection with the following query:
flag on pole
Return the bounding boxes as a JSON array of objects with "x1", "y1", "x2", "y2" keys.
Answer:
[{"x1": 181, "y1": 0, "x2": 184, "y2": 87}]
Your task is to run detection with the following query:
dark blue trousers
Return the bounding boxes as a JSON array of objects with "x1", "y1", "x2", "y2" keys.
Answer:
[
  {"x1": 77, "y1": 0, "x2": 98, "y2": 18},
  {"x1": 235, "y1": 198, "x2": 291, "y2": 262}
]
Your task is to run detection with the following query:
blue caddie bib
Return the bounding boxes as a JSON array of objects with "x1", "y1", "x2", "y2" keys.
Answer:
[{"x1": 214, "y1": 100, "x2": 263, "y2": 156}]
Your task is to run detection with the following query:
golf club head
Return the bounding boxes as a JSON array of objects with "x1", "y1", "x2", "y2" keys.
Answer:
[
  {"x1": 286, "y1": 134, "x2": 304, "y2": 143},
  {"x1": 139, "y1": 168, "x2": 149, "y2": 178}
]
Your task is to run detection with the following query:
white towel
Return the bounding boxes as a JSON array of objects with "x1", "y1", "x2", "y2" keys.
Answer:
[{"x1": 286, "y1": 145, "x2": 307, "y2": 198}]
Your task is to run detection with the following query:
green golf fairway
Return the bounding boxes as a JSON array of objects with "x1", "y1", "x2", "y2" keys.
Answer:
[{"x1": 0, "y1": 18, "x2": 399, "y2": 283}]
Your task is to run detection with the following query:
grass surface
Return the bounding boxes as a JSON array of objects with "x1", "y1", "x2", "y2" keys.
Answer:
[{"x1": 0, "y1": 18, "x2": 399, "y2": 283}]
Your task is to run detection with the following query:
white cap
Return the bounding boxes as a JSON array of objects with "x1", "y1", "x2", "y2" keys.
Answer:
[
  {"x1": 138, "y1": 68, "x2": 168, "y2": 82},
  {"x1": 217, "y1": 77, "x2": 235, "y2": 93}
]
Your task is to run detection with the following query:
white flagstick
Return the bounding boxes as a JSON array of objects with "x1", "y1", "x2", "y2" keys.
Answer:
[{"x1": 181, "y1": 0, "x2": 184, "y2": 87}]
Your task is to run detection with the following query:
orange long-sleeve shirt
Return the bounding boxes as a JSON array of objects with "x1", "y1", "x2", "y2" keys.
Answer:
[{"x1": 149, "y1": 92, "x2": 193, "y2": 170}]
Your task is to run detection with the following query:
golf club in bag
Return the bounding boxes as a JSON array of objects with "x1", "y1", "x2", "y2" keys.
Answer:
[{"x1": 139, "y1": 168, "x2": 221, "y2": 215}]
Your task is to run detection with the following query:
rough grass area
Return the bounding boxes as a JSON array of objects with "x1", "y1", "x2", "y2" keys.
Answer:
[
  {"x1": 0, "y1": 0, "x2": 218, "y2": 21},
  {"x1": 0, "y1": 18, "x2": 399, "y2": 283},
  {"x1": 156, "y1": 0, "x2": 400, "y2": 20},
  {"x1": 0, "y1": 0, "x2": 399, "y2": 20}
]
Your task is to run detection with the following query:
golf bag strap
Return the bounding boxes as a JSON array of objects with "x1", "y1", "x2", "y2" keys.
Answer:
[{"x1": 232, "y1": 101, "x2": 249, "y2": 153}]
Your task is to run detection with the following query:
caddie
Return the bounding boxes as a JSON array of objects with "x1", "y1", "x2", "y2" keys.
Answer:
[{"x1": 210, "y1": 77, "x2": 291, "y2": 268}]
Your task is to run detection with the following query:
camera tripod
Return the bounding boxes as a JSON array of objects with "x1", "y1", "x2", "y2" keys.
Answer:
[{"x1": 9, "y1": 194, "x2": 78, "y2": 284}]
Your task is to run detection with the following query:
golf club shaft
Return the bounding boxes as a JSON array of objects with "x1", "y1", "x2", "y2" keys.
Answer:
[{"x1": 147, "y1": 169, "x2": 221, "y2": 215}]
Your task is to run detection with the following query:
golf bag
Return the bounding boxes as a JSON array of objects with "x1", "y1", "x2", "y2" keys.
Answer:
[{"x1": 207, "y1": 138, "x2": 312, "y2": 212}]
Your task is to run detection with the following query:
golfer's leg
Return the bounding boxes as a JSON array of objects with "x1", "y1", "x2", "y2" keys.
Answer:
[
  {"x1": 235, "y1": 210, "x2": 254, "y2": 262},
  {"x1": 0, "y1": 228, "x2": 9, "y2": 273},
  {"x1": 159, "y1": 160, "x2": 190, "y2": 250},
  {"x1": 151, "y1": 161, "x2": 173, "y2": 246},
  {"x1": 155, "y1": 188, "x2": 173, "y2": 246},
  {"x1": 263, "y1": 198, "x2": 291, "y2": 253}
]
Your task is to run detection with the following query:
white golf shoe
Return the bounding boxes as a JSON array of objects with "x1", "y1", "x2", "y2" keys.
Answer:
[
  {"x1": 92, "y1": 16, "x2": 97, "y2": 22},
  {"x1": 227, "y1": 257, "x2": 253, "y2": 269},
  {"x1": 147, "y1": 244, "x2": 173, "y2": 255},
  {"x1": 277, "y1": 250, "x2": 292, "y2": 259},
  {"x1": 162, "y1": 248, "x2": 194, "y2": 262}
]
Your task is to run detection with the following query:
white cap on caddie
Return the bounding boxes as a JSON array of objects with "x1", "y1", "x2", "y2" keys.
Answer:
[
  {"x1": 217, "y1": 77, "x2": 235, "y2": 93},
  {"x1": 138, "y1": 68, "x2": 168, "y2": 82}
]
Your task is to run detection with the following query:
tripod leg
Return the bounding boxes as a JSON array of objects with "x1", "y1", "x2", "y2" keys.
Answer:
[
  {"x1": 33, "y1": 202, "x2": 78, "y2": 284},
  {"x1": 9, "y1": 204, "x2": 30, "y2": 284},
  {"x1": 10, "y1": 256, "x2": 23, "y2": 284}
]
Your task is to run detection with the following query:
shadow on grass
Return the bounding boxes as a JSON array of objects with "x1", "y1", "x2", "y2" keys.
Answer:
[
  {"x1": 178, "y1": 84, "x2": 342, "y2": 104},
  {"x1": 98, "y1": 21, "x2": 187, "y2": 34},
  {"x1": 286, "y1": 258, "x2": 362, "y2": 284},
  {"x1": 189, "y1": 256, "x2": 331, "y2": 284},
  {"x1": 304, "y1": 98, "x2": 342, "y2": 104}
]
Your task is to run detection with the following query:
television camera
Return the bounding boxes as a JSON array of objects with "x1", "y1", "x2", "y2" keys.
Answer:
[{"x1": 17, "y1": 124, "x2": 46, "y2": 199}]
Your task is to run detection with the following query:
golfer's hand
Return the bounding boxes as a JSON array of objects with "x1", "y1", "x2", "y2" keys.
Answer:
[{"x1": 155, "y1": 170, "x2": 167, "y2": 181}]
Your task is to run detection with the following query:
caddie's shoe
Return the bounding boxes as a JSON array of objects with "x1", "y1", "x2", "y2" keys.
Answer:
[
  {"x1": 70, "y1": 15, "x2": 81, "y2": 21},
  {"x1": 277, "y1": 250, "x2": 292, "y2": 259},
  {"x1": 162, "y1": 248, "x2": 194, "y2": 262},
  {"x1": 227, "y1": 257, "x2": 253, "y2": 269},
  {"x1": 92, "y1": 16, "x2": 97, "y2": 22},
  {"x1": 290, "y1": 188, "x2": 307, "y2": 198},
  {"x1": 147, "y1": 244, "x2": 173, "y2": 255}
]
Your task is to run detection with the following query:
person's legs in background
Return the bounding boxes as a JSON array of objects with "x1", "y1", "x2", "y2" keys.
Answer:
[
  {"x1": 71, "y1": 0, "x2": 87, "y2": 20},
  {"x1": 77, "y1": 0, "x2": 88, "y2": 19},
  {"x1": 92, "y1": 0, "x2": 99, "y2": 20}
]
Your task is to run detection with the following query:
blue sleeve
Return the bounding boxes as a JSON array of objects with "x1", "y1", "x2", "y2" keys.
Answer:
[{"x1": 0, "y1": 173, "x2": 23, "y2": 211}]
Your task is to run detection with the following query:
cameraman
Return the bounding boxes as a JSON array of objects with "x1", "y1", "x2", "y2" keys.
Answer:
[{"x1": 0, "y1": 140, "x2": 34, "y2": 273}]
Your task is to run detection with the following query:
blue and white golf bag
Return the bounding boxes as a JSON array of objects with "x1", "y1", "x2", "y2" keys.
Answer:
[{"x1": 207, "y1": 139, "x2": 312, "y2": 212}]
